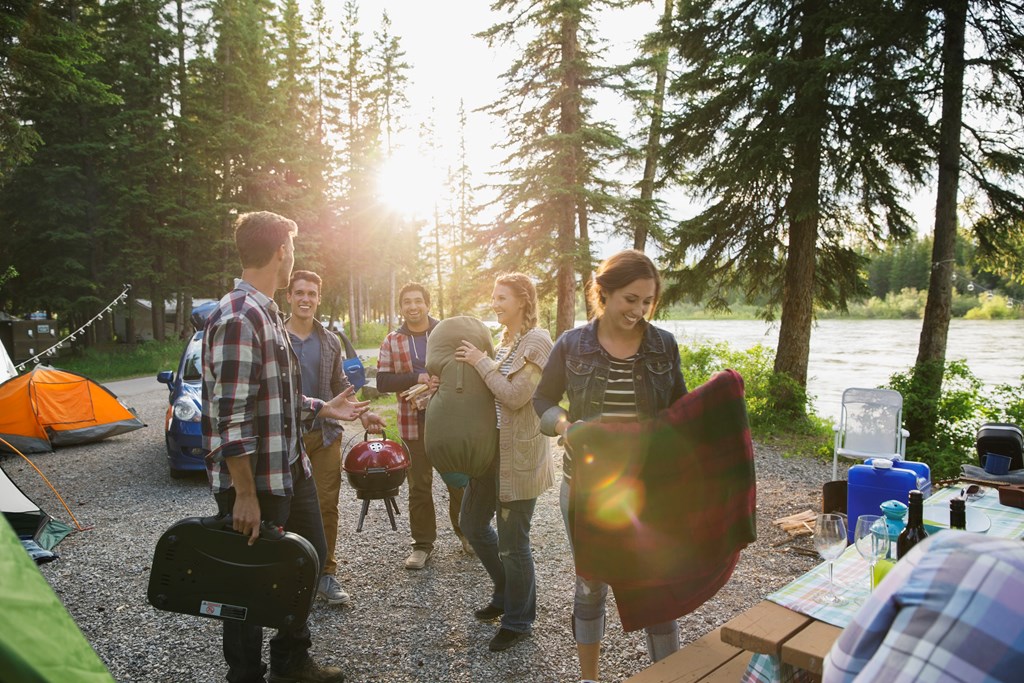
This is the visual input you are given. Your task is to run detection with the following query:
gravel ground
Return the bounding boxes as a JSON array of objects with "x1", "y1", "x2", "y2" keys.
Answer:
[{"x1": 7, "y1": 381, "x2": 839, "y2": 683}]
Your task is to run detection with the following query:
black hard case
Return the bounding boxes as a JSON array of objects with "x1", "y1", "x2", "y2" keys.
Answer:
[
  {"x1": 976, "y1": 423, "x2": 1024, "y2": 471},
  {"x1": 148, "y1": 516, "x2": 319, "y2": 629}
]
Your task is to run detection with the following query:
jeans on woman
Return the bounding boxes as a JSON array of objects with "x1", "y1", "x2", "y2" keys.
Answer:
[
  {"x1": 460, "y1": 450, "x2": 539, "y2": 634},
  {"x1": 214, "y1": 463, "x2": 327, "y2": 682},
  {"x1": 559, "y1": 477, "x2": 678, "y2": 657}
]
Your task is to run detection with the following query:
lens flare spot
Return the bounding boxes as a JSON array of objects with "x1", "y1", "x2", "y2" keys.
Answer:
[{"x1": 587, "y1": 477, "x2": 645, "y2": 530}]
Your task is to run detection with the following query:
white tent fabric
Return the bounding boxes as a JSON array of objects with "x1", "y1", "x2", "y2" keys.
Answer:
[{"x1": 0, "y1": 340, "x2": 15, "y2": 383}]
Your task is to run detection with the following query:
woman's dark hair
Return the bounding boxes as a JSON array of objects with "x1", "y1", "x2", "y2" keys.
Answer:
[{"x1": 587, "y1": 249, "x2": 661, "y2": 318}]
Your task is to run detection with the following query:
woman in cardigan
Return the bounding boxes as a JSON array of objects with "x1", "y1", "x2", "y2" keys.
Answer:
[
  {"x1": 454, "y1": 272, "x2": 554, "y2": 653},
  {"x1": 532, "y1": 250, "x2": 687, "y2": 683}
]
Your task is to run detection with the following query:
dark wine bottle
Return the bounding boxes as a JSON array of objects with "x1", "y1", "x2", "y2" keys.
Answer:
[
  {"x1": 897, "y1": 489, "x2": 929, "y2": 559},
  {"x1": 949, "y1": 496, "x2": 967, "y2": 530}
]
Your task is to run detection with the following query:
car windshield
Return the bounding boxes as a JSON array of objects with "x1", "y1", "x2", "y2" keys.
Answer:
[{"x1": 181, "y1": 338, "x2": 203, "y2": 382}]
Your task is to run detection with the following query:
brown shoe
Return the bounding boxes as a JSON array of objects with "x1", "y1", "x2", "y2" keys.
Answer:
[{"x1": 267, "y1": 656, "x2": 345, "y2": 683}]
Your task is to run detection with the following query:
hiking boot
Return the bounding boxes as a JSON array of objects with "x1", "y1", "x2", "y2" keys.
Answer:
[
  {"x1": 459, "y1": 535, "x2": 476, "y2": 556},
  {"x1": 488, "y1": 627, "x2": 529, "y2": 652},
  {"x1": 267, "y1": 656, "x2": 345, "y2": 683},
  {"x1": 474, "y1": 604, "x2": 504, "y2": 621},
  {"x1": 404, "y1": 549, "x2": 431, "y2": 570},
  {"x1": 317, "y1": 575, "x2": 350, "y2": 606}
]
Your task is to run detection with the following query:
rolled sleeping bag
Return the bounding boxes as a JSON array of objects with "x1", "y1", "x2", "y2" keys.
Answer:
[{"x1": 424, "y1": 316, "x2": 497, "y2": 487}]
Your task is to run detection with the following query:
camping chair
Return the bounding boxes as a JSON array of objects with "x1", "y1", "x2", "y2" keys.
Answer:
[{"x1": 832, "y1": 388, "x2": 910, "y2": 480}]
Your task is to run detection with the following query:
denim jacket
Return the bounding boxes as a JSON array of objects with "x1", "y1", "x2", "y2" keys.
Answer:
[{"x1": 533, "y1": 318, "x2": 687, "y2": 439}]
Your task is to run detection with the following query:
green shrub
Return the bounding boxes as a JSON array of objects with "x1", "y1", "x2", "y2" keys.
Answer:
[
  {"x1": 354, "y1": 322, "x2": 389, "y2": 348},
  {"x1": 963, "y1": 294, "x2": 1021, "y2": 320},
  {"x1": 887, "y1": 360, "x2": 997, "y2": 479},
  {"x1": 678, "y1": 341, "x2": 828, "y2": 441}
]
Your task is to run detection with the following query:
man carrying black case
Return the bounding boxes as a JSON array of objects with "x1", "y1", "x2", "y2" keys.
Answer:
[{"x1": 199, "y1": 211, "x2": 372, "y2": 683}]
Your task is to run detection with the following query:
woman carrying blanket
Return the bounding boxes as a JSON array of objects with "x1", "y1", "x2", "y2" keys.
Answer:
[
  {"x1": 532, "y1": 250, "x2": 687, "y2": 683},
  {"x1": 454, "y1": 273, "x2": 554, "y2": 653}
]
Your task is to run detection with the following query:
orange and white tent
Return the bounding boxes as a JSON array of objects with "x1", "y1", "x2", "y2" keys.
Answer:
[{"x1": 0, "y1": 366, "x2": 145, "y2": 455}]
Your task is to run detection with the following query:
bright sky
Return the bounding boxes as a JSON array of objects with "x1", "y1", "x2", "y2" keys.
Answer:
[
  {"x1": 315, "y1": 1, "x2": 660, "y2": 254},
  {"x1": 316, "y1": 1, "x2": 936, "y2": 248}
]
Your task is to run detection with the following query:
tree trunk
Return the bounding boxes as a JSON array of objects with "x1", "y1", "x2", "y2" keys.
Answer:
[
  {"x1": 634, "y1": 0, "x2": 673, "y2": 252},
  {"x1": 348, "y1": 269, "x2": 358, "y2": 343},
  {"x1": 555, "y1": 8, "x2": 582, "y2": 336},
  {"x1": 433, "y1": 205, "x2": 445, "y2": 318},
  {"x1": 772, "y1": 0, "x2": 827, "y2": 414},
  {"x1": 907, "y1": 0, "x2": 967, "y2": 441}
]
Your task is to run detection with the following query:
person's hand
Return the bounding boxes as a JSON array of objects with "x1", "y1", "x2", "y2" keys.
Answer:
[
  {"x1": 360, "y1": 410, "x2": 386, "y2": 433},
  {"x1": 455, "y1": 340, "x2": 485, "y2": 366},
  {"x1": 417, "y1": 372, "x2": 432, "y2": 385},
  {"x1": 320, "y1": 386, "x2": 371, "y2": 422},
  {"x1": 231, "y1": 492, "x2": 262, "y2": 546}
]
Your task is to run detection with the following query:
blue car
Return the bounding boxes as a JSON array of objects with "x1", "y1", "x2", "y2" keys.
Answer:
[{"x1": 157, "y1": 330, "x2": 206, "y2": 478}]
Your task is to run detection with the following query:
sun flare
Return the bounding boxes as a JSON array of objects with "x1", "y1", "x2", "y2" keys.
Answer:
[{"x1": 376, "y1": 149, "x2": 445, "y2": 218}]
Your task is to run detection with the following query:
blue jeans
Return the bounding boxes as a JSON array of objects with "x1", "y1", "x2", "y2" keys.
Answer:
[
  {"x1": 460, "y1": 452, "x2": 538, "y2": 634},
  {"x1": 214, "y1": 463, "x2": 327, "y2": 683}
]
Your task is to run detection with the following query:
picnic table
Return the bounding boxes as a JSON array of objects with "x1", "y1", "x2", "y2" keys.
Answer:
[
  {"x1": 722, "y1": 485, "x2": 1024, "y2": 682},
  {"x1": 624, "y1": 484, "x2": 1024, "y2": 683}
]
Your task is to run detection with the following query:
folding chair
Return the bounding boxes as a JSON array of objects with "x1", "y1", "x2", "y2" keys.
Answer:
[{"x1": 832, "y1": 388, "x2": 909, "y2": 480}]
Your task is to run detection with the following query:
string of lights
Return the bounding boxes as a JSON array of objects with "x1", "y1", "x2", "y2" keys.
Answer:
[
  {"x1": 14, "y1": 284, "x2": 132, "y2": 372},
  {"x1": 932, "y1": 260, "x2": 1015, "y2": 309}
]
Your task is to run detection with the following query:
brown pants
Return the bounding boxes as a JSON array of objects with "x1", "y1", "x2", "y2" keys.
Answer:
[
  {"x1": 404, "y1": 437, "x2": 465, "y2": 551},
  {"x1": 304, "y1": 429, "x2": 343, "y2": 576}
]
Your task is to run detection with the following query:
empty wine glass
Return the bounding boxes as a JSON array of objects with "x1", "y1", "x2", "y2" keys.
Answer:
[
  {"x1": 854, "y1": 515, "x2": 888, "y2": 592},
  {"x1": 813, "y1": 513, "x2": 848, "y2": 605}
]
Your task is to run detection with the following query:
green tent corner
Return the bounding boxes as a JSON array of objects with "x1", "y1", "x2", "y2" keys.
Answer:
[{"x1": 0, "y1": 515, "x2": 113, "y2": 683}]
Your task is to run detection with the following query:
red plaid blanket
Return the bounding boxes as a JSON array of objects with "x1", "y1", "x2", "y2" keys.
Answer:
[{"x1": 565, "y1": 369, "x2": 756, "y2": 630}]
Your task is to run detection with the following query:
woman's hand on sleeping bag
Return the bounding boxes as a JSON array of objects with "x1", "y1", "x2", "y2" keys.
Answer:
[{"x1": 455, "y1": 340, "x2": 486, "y2": 366}]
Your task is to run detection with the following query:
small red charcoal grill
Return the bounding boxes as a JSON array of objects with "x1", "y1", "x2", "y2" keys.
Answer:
[{"x1": 343, "y1": 431, "x2": 410, "y2": 532}]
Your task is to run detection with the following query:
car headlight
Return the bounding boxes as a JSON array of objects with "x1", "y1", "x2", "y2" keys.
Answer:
[{"x1": 173, "y1": 398, "x2": 201, "y2": 422}]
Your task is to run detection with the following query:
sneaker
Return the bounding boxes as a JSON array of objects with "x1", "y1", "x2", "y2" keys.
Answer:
[
  {"x1": 317, "y1": 575, "x2": 350, "y2": 606},
  {"x1": 460, "y1": 535, "x2": 476, "y2": 556},
  {"x1": 488, "y1": 627, "x2": 529, "y2": 652},
  {"x1": 404, "y1": 549, "x2": 432, "y2": 570},
  {"x1": 267, "y1": 656, "x2": 345, "y2": 683},
  {"x1": 473, "y1": 604, "x2": 504, "y2": 621}
]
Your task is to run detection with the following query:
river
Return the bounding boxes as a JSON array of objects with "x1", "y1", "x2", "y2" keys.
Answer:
[{"x1": 656, "y1": 318, "x2": 1024, "y2": 421}]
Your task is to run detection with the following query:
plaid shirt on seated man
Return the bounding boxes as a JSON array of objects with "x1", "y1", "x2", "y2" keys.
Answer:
[{"x1": 823, "y1": 530, "x2": 1024, "y2": 683}]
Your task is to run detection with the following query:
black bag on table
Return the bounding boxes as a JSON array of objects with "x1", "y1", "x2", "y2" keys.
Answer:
[
  {"x1": 976, "y1": 422, "x2": 1024, "y2": 471},
  {"x1": 147, "y1": 516, "x2": 319, "y2": 629}
]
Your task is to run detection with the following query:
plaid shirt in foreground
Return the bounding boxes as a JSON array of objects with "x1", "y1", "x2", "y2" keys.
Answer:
[
  {"x1": 202, "y1": 281, "x2": 322, "y2": 496},
  {"x1": 823, "y1": 531, "x2": 1024, "y2": 682}
]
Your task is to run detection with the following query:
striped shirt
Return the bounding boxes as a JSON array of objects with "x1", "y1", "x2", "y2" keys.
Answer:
[
  {"x1": 493, "y1": 336, "x2": 522, "y2": 427},
  {"x1": 600, "y1": 354, "x2": 638, "y2": 422}
]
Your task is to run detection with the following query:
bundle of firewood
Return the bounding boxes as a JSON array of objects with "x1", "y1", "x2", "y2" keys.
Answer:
[
  {"x1": 772, "y1": 510, "x2": 817, "y2": 537},
  {"x1": 400, "y1": 383, "x2": 431, "y2": 410}
]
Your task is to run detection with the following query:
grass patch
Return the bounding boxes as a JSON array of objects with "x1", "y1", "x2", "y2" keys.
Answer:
[{"x1": 56, "y1": 339, "x2": 186, "y2": 381}]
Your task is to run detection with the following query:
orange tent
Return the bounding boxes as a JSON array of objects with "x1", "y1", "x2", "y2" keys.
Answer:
[{"x1": 0, "y1": 366, "x2": 145, "y2": 455}]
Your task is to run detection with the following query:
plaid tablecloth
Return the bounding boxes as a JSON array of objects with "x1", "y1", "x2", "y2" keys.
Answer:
[{"x1": 740, "y1": 486, "x2": 1024, "y2": 683}]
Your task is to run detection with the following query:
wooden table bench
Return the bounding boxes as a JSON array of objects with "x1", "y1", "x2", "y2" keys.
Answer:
[
  {"x1": 718, "y1": 601, "x2": 842, "y2": 679},
  {"x1": 623, "y1": 628, "x2": 752, "y2": 683}
]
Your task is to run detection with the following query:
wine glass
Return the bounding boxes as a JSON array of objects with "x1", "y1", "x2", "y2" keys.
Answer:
[
  {"x1": 854, "y1": 515, "x2": 888, "y2": 592},
  {"x1": 813, "y1": 513, "x2": 848, "y2": 605}
]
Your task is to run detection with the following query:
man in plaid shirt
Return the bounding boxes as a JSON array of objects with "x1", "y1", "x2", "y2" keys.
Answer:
[
  {"x1": 824, "y1": 531, "x2": 1024, "y2": 682},
  {"x1": 376, "y1": 282, "x2": 469, "y2": 570},
  {"x1": 202, "y1": 211, "x2": 370, "y2": 683}
]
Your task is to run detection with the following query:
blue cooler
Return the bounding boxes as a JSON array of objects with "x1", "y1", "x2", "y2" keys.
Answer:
[{"x1": 846, "y1": 459, "x2": 931, "y2": 543}]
